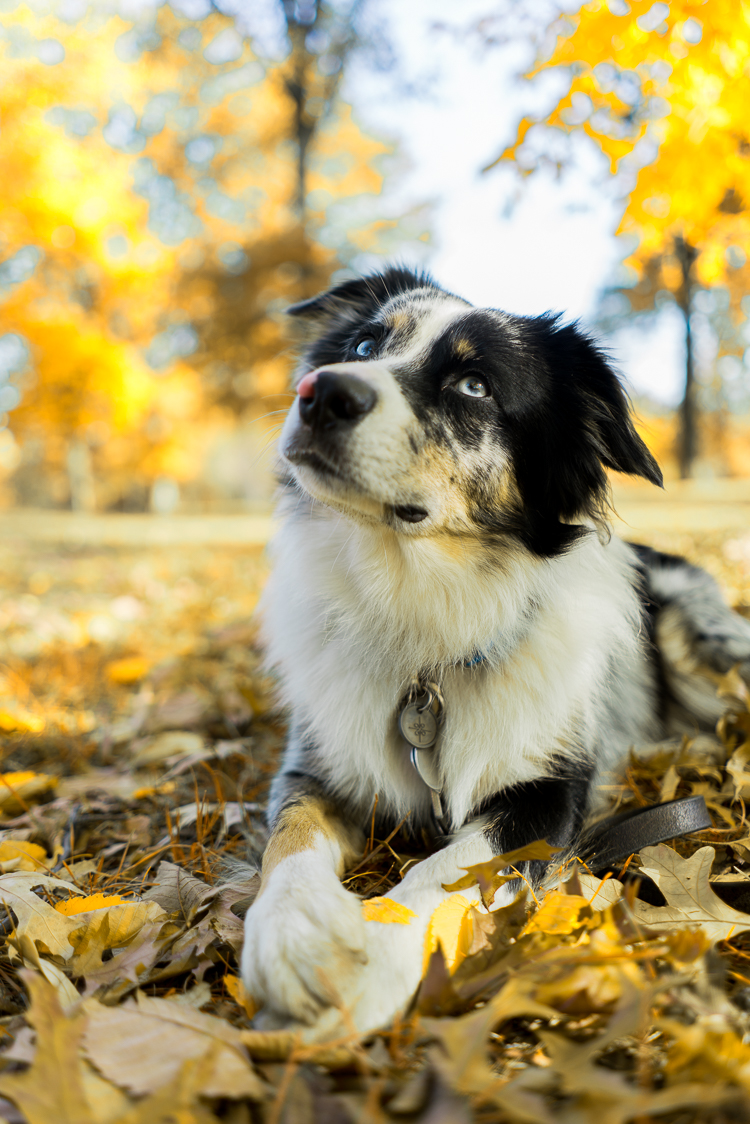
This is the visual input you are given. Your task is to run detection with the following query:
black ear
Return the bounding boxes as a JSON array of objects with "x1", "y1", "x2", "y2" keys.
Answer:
[
  {"x1": 507, "y1": 317, "x2": 662, "y2": 555},
  {"x1": 287, "y1": 267, "x2": 435, "y2": 321},
  {"x1": 561, "y1": 324, "x2": 663, "y2": 490}
]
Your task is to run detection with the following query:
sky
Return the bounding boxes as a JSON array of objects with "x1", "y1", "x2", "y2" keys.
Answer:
[{"x1": 336, "y1": 0, "x2": 687, "y2": 407}]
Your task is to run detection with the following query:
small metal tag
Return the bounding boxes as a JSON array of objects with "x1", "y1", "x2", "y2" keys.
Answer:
[
  {"x1": 410, "y1": 744, "x2": 442, "y2": 793},
  {"x1": 399, "y1": 700, "x2": 438, "y2": 748}
]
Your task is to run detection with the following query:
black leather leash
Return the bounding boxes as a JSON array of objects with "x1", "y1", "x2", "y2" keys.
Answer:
[{"x1": 579, "y1": 794, "x2": 712, "y2": 875}]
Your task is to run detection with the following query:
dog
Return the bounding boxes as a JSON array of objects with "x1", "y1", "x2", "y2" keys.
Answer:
[{"x1": 240, "y1": 266, "x2": 750, "y2": 1038}]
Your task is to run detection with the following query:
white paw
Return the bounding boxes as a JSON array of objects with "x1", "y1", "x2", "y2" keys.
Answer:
[{"x1": 240, "y1": 852, "x2": 367, "y2": 1024}]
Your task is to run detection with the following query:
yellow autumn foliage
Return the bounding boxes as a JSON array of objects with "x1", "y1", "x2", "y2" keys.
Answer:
[
  {"x1": 0, "y1": 3, "x2": 388, "y2": 508},
  {"x1": 502, "y1": 1, "x2": 750, "y2": 297}
]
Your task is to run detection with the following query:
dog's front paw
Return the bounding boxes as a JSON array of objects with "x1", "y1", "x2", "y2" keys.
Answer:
[{"x1": 240, "y1": 853, "x2": 367, "y2": 1024}]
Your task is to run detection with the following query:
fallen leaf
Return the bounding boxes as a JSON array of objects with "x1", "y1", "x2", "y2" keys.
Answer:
[
  {"x1": 0, "y1": 773, "x2": 56, "y2": 814},
  {"x1": 0, "y1": 711, "x2": 45, "y2": 735},
  {"x1": 521, "y1": 892, "x2": 595, "y2": 936},
  {"x1": 224, "y1": 973, "x2": 258, "y2": 1018},
  {"x1": 422, "y1": 893, "x2": 477, "y2": 973},
  {"x1": 0, "y1": 871, "x2": 86, "y2": 960},
  {"x1": 82, "y1": 993, "x2": 267, "y2": 1100},
  {"x1": 362, "y1": 897, "x2": 416, "y2": 924},
  {"x1": 0, "y1": 841, "x2": 50, "y2": 873},
  {"x1": 105, "y1": 657, "x2": 151, "y2": 684},
  {"x1": 443, "y1": 839, "x2": 561, "y2": 909},
  {"x1": 142, "y1": 861, "x2": 219, "y2": 922},
  {"x1": 130, "y1": 731, "x2": 205, "y2": 767},
  {"x1": 635, "y1": 844, "x2": 750, "y2": 941},
  {"x1": 0, "y1": 971, "x2": 96, "y2": 1124},
  {"x1": 55, "y1": 893, "x2": 126, "y2": 916}
]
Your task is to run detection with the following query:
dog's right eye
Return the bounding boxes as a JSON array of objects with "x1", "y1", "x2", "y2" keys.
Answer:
[{"x1": 354, "y1": 337, "x2": 376, "y2": 358}]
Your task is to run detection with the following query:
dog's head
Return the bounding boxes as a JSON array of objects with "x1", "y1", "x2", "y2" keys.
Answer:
[{"x1": 279, "y1": 267, "x2": 662, "y2": 556}]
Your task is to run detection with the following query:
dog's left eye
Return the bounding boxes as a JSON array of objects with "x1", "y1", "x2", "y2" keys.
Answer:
[
  {"x1": 354, "y1": 337, "x2": 376, "y2": 358},
  {"x1": 456, "y1": 376, "x2": 489, "y2": 398}
]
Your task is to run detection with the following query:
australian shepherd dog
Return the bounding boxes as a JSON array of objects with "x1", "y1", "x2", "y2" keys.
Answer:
[{"x1": 240, "y1": 267, "x2": 750, "y2": 1038}]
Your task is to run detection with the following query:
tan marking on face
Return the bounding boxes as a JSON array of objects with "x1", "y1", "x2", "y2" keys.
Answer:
[
  {"x1": 260, "y1": 796, "x2": 362, "y2": 884},
  {"x1": 453, "y1": 338, "x2": 476, "y2": 360},
  {"x1": 387, "y1": 310, "x2": 411, "y2": 332}
]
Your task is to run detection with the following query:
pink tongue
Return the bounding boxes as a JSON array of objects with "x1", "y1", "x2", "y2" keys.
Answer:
[{"x1": 297, "y1": 372, "x2": 318, "y2": 400}]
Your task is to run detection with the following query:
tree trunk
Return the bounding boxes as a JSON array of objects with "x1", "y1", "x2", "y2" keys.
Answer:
[{"x1": 674, "y1": 235, "x2": 698, "y2": 479}]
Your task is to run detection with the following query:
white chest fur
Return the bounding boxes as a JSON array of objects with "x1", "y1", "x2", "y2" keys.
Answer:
[{"x1": 262, "y1": 497, "x2": 655, "y2": 829}]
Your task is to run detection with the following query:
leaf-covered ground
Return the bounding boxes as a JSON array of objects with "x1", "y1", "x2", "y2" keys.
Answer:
[{"x1": 1, "y1": 520, "x2": 750, "y2": 1123}]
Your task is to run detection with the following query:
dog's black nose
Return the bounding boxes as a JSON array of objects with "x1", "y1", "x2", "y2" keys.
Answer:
[{"x1": 298, "y1": 372, "x2": 377, "y2": 430}]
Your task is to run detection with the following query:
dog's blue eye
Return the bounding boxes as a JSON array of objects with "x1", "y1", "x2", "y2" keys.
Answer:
[
  {"x1": 456, "y1": 376, "x2": 489, "y2": 398},
  {"x1": 355, "y1": 337, "x2": 376, "y2": 358}
]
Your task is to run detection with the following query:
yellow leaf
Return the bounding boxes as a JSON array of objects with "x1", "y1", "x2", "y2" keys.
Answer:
[
  {"x1": 0, "y1": 841, "x2": 50, "y2": 872},
  {"x1": 0, "y1": 710, "x2": 45, "y2": 734},
  {"x1": 225, "y1": 973, "x2": 259, "y2": 1019},
  {"x1": 0, "y1": 772, "x2": 57, "y2": 813},
  {"x1": 522, "y1": 892, "x2": 592, "y2": 936},
  {"x1": 55, "y1": 893, "x2": 126, "y2": 917},
  {"x1": 362, "y1": 897, "x2": 417, "y2": 925},
  {"x1": 105, "y1": 657, "x2": 151, "y2": 684},
  {"x1": 422, "y1": 893, "x2": 477, "y2": 974}
]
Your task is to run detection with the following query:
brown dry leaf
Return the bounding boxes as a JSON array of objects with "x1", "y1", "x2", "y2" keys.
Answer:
[
  {"x1": 726, "y1": 743, "x2": 750, "y2": 800},
  {"x1": 82, "y1": 993, "x2": 267, "y2": 1100},
  {"x1": 577, "y1": 873, "x2": 625, "y2": 909},
  {"x1": 142, "y1": 860, "x2": 220, "y2": 922},
  {"x1": 635, "y1": 844, "x2": 750, "y2": 941},
  {"x1": 130, "y1": 731, "x2": 205, "y2": 767},
  {"x1": 0, "y1": 971, "x2": 96, "y2": 1124},
  {"x1": 423, "y1": 975, "x2": 558, "y2": 1099},
  {"x1": 106, "y1": 1050, "x2": 227, "y2": 1124},
  {"x1": 443, "y1": 839, "x2": 561, "y2": 908},
  {"x1": 10, "y1": 933, "x2": 81, "y2": 1010},
  {"x1": 0, "y1": 871, "x2": 86, "y2": 959},
  {"x1": 77, "y1": 918, "x2": 177, "y2": 998}
]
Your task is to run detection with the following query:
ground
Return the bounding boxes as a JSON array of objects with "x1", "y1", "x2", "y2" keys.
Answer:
[{"x1": 0, "y1": 486, "x2": 749, "y2": 1123}]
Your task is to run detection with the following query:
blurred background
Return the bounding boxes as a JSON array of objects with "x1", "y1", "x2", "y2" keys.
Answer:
[
  {"x1": 0, "y1": 0, "x2": 749, "y2": 737},
  {"x1": 1, "y1": 0, "x2": 749, "y2": 518}
]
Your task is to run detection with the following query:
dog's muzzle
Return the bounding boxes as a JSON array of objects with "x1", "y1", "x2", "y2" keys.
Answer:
[{"x1": 297, "y1": 370, "x2": 377, "y2": 433}]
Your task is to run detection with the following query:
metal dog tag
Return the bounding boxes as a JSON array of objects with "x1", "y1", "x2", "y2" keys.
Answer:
[{"x1": 399, "y1": 700, "x2": 438, "y2": 748}]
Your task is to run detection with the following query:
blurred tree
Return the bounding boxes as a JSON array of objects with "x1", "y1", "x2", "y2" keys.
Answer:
[
  {"x1": 0, "y1": 1, "x2": 389, "y2": 509},
  {"x1": 493, "y1": 0, "x2": 750, "y2": 477}
]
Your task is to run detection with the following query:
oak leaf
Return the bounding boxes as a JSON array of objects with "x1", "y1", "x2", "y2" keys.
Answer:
[
  {"x1": 443, "y1": 839, "x2": 561, "y2": 909},
  {"x1": 633, "y1": 844, "x2": 750, "y2": 941}
]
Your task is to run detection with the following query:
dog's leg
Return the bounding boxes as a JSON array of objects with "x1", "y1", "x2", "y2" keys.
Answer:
[
  {"x1": 240, "y1": 771, "x2": 366, "y2": 1025},
  {"x1": 309, "y1": 770, "x2": 592, "y2": 1039}
]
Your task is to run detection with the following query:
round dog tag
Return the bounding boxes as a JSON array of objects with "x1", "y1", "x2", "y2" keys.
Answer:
[{"x1": 399, "y1": 700, "x2": 438, "y2": 748}]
